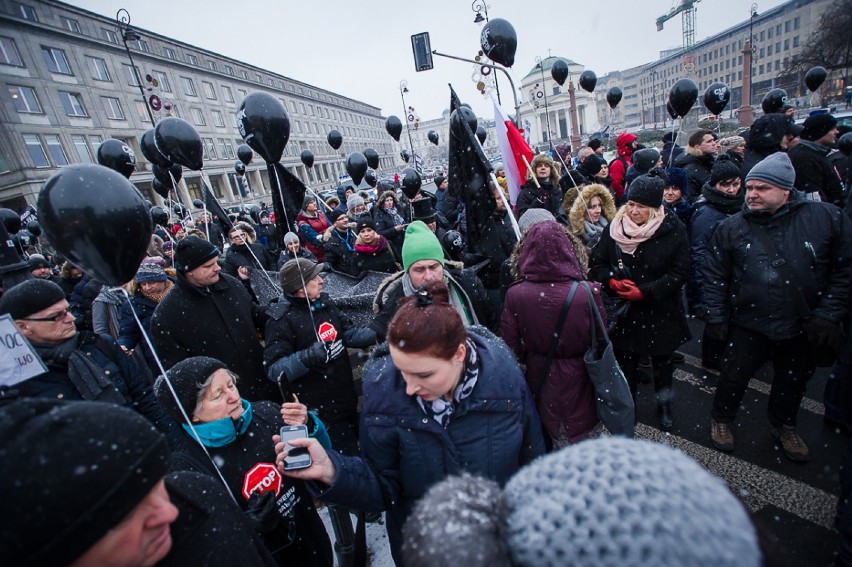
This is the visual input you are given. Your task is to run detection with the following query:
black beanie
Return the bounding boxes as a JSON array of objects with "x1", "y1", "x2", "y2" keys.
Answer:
[
  {"x1": 27, "y1": 254, "x2": 50, "y2": 270},
  {"x1": 174, "y1": 235, "x2": 220, "y2": 273},
  {"x1": 709, "y1": 154, "x2": 742, "y2": 186},
  {"x1": 356, "y1": 218, "x2": 377, "y2": 233},
  {"x1": 632, "y1": 148, "x2": 661, "y2": 173},
  {"x1": 800, "y1": 114, "x2": 837, "y2": 141},
  {"x1": 0, "y1": 399, "x2": 170, "y2": 566},
  {"x1": 155, "y1": 356, "x2": 228, "y2": 421},
  {"x1": 0, "y1": 278, "x2": 66, "y2": 319},
  {"x1": 627, "y1": 172, "x2": 665, "y2": 208},
  {"x1": 580, "y1": 155, "x2": 604, "y2": 176},
  {"x1": 587, "y1": 139, "x2": 602, "y2": 151}
]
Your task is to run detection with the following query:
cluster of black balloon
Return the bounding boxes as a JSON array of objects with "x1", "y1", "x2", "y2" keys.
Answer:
[
  {"x1": 760, "y1": 67, "x2": 827, "y2": 115},
  {"x1": 0, "y1": 209, "x2": 41, "y2": 256},
  {"x1": 550, "y1": 59, "x2": 598, "y2": 94},
  {"x1": 138, "y1": 117, "x2": 204, "y2": 198}
]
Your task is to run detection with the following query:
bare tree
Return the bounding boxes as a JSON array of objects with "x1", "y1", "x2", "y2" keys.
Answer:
[{"x1": 785, "y1": 0, "x2": 852, "y2": 87}]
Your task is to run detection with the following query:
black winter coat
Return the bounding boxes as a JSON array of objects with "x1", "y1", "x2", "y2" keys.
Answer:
[
  {"x1": 151, "y1": 272, "x2": 277, "y2": 401},
  {"x1": 354, "y1": 240, "x2": 399, "y2": 276},
  {"x1": 323, "y1": 229, "x2": 358, "y2": 276},
  {"x1": 223, "y1": 242, "x2": 275, "y2": 275},
  {"x1": 590, "y1": 211, "x2": 692, "y2": 355},
  {"x1": 373, "y1": 205, "x2": 408, "y2": 256},
  {"x1": 702, "y1": 192, "x2": 852, "y2": 339},
  {"x1": 516, "y1": 180, "x2": 563, "y2": 219},
  {"x1": 674, "y1": 150, "x2": 715, "y2": 202},
  {"x1": 787, "y1": 140, "x2": 844, "y2": 206},
  {"x1": 197, "y1": 221, "x2": 226, "y2": 249},
  {"x1": 117, "y1": 290, "x2": 160, "y2": 374}
]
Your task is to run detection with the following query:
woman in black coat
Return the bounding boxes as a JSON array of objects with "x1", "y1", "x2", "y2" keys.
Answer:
[
  {"x1": 590, "y1": 172, "x2": 691, "y2": 431},
  {"x1": 354, "y1": 219, "x2": 399, "y2": 276},
  {"x1": 373, "y1": 190, "x2": 409, "y2": 257}
]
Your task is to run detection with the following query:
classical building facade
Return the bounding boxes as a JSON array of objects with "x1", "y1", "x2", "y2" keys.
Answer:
[{"x1": 0, "y1": 0, "x2": 396, "y2": 211}]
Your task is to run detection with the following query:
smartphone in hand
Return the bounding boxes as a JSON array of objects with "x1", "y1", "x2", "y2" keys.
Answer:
[{"x1": 280, "y1": 425, "x2": 312, "y2": 470}]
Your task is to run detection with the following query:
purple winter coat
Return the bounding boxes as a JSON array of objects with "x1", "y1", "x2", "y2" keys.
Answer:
[{"x1": 500, "y1": 221, "x2": 603, "y2": 443}]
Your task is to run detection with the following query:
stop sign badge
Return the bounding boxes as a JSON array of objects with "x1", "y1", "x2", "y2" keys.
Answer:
[
  {"x1": 242, "y1": 462, "x2": 282, "y2": 500},
  {"x1": 318, "y1": 321, "x2": 337, "y2": 342}
]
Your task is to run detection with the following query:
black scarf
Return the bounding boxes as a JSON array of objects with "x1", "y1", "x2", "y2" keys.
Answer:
[{"x1": 700, "y1": 184, "x2": 745, "y2": 215}]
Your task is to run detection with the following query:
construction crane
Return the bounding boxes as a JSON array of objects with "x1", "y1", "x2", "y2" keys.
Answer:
[{"x1": 656, "y1": 0, "x2": 702, "y2": 73}]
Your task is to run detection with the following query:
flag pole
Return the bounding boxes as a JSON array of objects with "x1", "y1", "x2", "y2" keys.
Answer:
[{"x1": 521, "y1": 154, "x2": 540, "y2": 188}]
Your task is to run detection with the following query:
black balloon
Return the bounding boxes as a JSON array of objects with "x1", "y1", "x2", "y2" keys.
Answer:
[
  {"x1": 666, "y1": 101, "x2": 678, "y2": 120},
  {"x1": 761, "y1": 88, "x2": 788, "y2": 114},
  {"x1": 578, "y1": 70, "x2": 597, "y2": 93},
  {"x1": 97, "y1": 139, "x2": 137, "y2": 179},
  {"x1": 237, "y1": 92, "x2": 290, "y2": 164},
  {"x1": 192, "y1": 199, "x2": 204, "y2": 209},
  {"x1": 804, "y1": 66, "x2": 827, "y2": 92},
  {"x1": 385, "y1": 116, "x2": 402, "y2": 142},
  {"x1": 669, "y1": 78, "x2": 699, "y2": 118},
  {"x1": 38, "y1": 164, "x2": 151, "y2": 286},
  {"x1": 300, "y1": 149, "x2": 314, "y2": 169},
  {"x1": 327, "y1": 130, "x2": 343, "y2": 150},
  {"x1": 480, "y1": 18, "x2": 517, "y2": 67},
  {"x1": 400, "y1": 149, "x2": 411, "y2": 163},
  {"x1": 363, "y1": 148, "x2": 380, "y2": 169},
  {"x1": 150, "y1": 206, "x2": 169, "y2": 227},
  {"x1": 427, "y1": 131, "x2": 439, "y2": 145},
  {"x1": 550, "y1": 59, "x2": 570, "y2": 87},
  {"x1": 364, "y1": 170, "x2": 377, "y2": 188},
  {"x1": 703, "y1": 82, "x2": 731, "y2": 116},
  {"x1": 450, "y1": 106, "x2": 478, "y2": 141},
  {"x1": 151, "y1": 178, "x2": 169, "y2": 199},
  {"x1": 26, "y1": 220, "x2": 41, "y2": 238},
  {"x1": 237, "y1": 144, "x2": 253, "y2": 166},
  {"x1": 837, "y1": 132, "x2": 852, "y2": 157},
  {"x1": 476, "y1": 126, "x2": 487, "y2": 145},
  {"x1": 140, "y1": 129, "x2": 171, "y2": 168},
  {"x1": 0, "y1": 208, "x2": 21, "y2": 234},
  {"x1": 606, "y1": 87, "x2": 622, "y2": 109},
  {"x1": 235, "y1": 161, "x2": 245, "y2": 175},
  {"x1": 345, "y1": 152, "x2": 368, "y2": 186},
  {"x1": 152, "y1": 163, "x2": 182, "y2": 189},
  {"x1": 154, "y1": 117, "x2": 203, "y2": 171},
  {"x1": 400, "y1": 168, "x2": 421, "y2": 199}
]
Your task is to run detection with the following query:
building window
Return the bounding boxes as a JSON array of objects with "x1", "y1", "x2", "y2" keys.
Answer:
[
  {"x1": 0, "y1": 37, "x2": 23, "y2": 66},
  {"x1": 238, "y1": 88, "x2": 247, "y2": 99},
  {"x1": 762, "y1": 29, "x2": 768, "y2": 40},
  {"x1": 163, "y1": 47, "x2": 176, "y2": 60},
  {"x1": 207, "y1": 60, "x2": 216, "y2": 71},
  {"x1": 58, "y1": 91, "x2": 87, "y2": 117},
  {"x1": 60, "y1": 16, "x2": 80, "y2": 32},
  {"x1": 123, "y1": 64, "x2": 141, "y2": 86},
  {"x1": 212, "y1": 109, "x2": 225, "y2": 127},
  {"x1": 775, "y1": 60, "x2": 781, "y2": 71},
  {"x1": 767, "y1": 45, "x2": 773, "y2": 56},
  {"x1": 785, "y1": 20, "x2": 791, "y2": 33},
  {"x1": 759, "y1": 64, "x2": 764, "y2": 75},
  {"x1": 86, "y1": 56, "x2": 110, "y2": 81},
  {"x1": 42, "y1": 46, "x2": 72, "y2": 75},
  {"x1": 203, "y1": 138, "x2": 217, "y2": 160},
  {"x1": 181, "y1": 76, "x2": 197, "y2": 97},
  {"x1": 72, "y1": 135, "x2": 94, "y2": 163},
  {"x1": 776, "y1": 42, "x2": 781, "y2": 53},
  {"x1": 219, "y1": 138, "x2": 235, "y2": 159},
  {"x1": 88, "y1": 135, "x2": 102, "y2": 157},
  {"x1": 202, "y1": 81, "x2": 216, "y2": 100},
  {"x1": 153, "y1": 70, "x2": 171, "y2": 92},
  {"x1": 191, "y1": 107, "x2": 205, "y2": 126},
  {"x1": 256, "y1": 73, "x2": 262, "y2": 83},
  {"x1": 102, "y1": 28, "x2": 118, "y2": 44},
  {"x1": 23, "y1": 134, "x2": 50, "y2": 167},
  {"x1": 44, "y1": 135, "x2": 68, "y2": 166},
  {"x1": 8, "y1": 85, "x2": 42, "y2": 113},
  {"x1": 134, "y1": 101, "x2": 149, "y2": 122},
  {"x1": 240, "y1": 70, "x2": 248, "y2": 79},
  {"x1": 225, "y1": 65, "x2": 234, "y2": 76},
  {"x1": 794, "y1": 16, "x2": 800, "y2": 30},
  {"x1": 101, "y1": 97, "x2": 124, "y2": 119},
  {"x1": 793, "y1": 36, "x2": 799, "y2": 48},
  {"x1": 136, "y1": 39, "x2": 149, "y2": 52},
  {"x1": 187, "y1": 54, "x2": 198, "y2": 65},
  {"x1": 222, "y1": 85, "x2": 234, "y2": 103},
  {"x1": 12, "y1": 2, "x2": 37, "y2": 21},
  {"x1": 776, "y1": 24, "x2": 781, "y2": 35},
  {"x1": 784, "y1": 39, "x2": 790, "y2": 51}
]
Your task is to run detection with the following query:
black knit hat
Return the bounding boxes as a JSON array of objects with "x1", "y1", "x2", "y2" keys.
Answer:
[
  {"x1": 0, "y1": 399, "x2": 170, "y2": 566},
  {"x1": 587, "y1": 138, "x2": 602, "y2": 151},
  {"x1": 709, "y1": 154, "x2": 742, "y2": 186},
  {"x1": 0, "y1": 278, "x2": 67, "y2": 319},
  {"x1": 27, "y1": 254, "x2": 51, "y2": 270},
  {"x1": 626, "y1": 171, "x2": 665, "y2": 208},
  {"x1": 174, "y1": 235, "x2": 220, "y2": 273},
  {"x1": 800, "y1": 114, "x2": 837, "y2": 141},
  {"x1": 155, "y1": 356, "x2": 228, "y2": 421},
  {"x1": 327, "y1": 209, "x2": 346, "y2": 224},
  {"x1": 631, "y1": 148, "x2": 661, "y2": 173},
  {"x1": 356, "y1": 218, "x2": 377, "y2": 233},
  {"x1": 579, "y1": 155, "x2": 604, "y2": 176}
]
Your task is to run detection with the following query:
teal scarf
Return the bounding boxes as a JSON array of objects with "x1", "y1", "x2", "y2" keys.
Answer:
[{"x1": 183, "y1": 399, "x2": 253, "y2": 447}]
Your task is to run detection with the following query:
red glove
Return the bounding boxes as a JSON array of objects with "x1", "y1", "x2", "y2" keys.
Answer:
[
  {"x1": 609, "y1": 278, "x2": 628, "y2": 292},
  {"x1": 616, "y1": 282, "x2": 643, "y2": 302}
]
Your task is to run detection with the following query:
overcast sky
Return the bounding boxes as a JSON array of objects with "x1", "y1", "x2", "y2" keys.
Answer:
[{"x1": 73, "y1": 0, "x2": 787, "y2": 121}]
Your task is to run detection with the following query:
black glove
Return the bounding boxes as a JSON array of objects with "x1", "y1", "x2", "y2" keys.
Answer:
[
  {"x1": 300, "y1": 341, "x2": 329, "y2": 367},
  {"x1": 245, "y1": 491, "x2": 280, "y2": 534},
  {"x1": 805, "y1": 316, "x2": 840, "y2": 347},
  {"x1": 704, "y1": 322, "x2": 729, "y2": 342}
]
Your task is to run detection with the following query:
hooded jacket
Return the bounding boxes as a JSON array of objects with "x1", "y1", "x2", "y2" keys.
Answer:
[
  {"x1": 741, "y1": 114, "x2": 792, "y2": 177},
  {"x1": 500, "y1": 222, "x2": 602, "y2": 443},
  {"x1": 568, "y1": 184, "x2": 617, "y2": 250},
  {"x1": 787, "y1": 140, "x2": 844, "y2": 206},
  {"x1": 609, "y1": 133, "x2": 637, "y2": 202},
  {"x1": 372, "y1": 190, "x2": 410, "y2": 255},
  {"x1": 674, "y1": 146, "x2": 716, "y2": 202}
]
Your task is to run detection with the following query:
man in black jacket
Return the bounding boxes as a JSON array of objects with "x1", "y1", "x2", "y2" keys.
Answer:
[
  {"x1": 787, "y1": 114, "x2": 843, "y2": 206},
  {"x1": 703, "y1": 153, "x2": 852, "y2": 462},
  {"x1": 674, "y1": 130, "x2": 717, "y2": 202},
  {"x1": 151, "y1": 236, "x2": 277, "y2": 401}
]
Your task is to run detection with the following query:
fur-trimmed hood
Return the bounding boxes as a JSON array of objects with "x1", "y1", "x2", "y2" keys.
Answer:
[
  {"x1": 230, "y1": 221, "x2": 256, "y2": 244},
  {"x1": 568, "y1": 184, "x2": 617, "y2": 235}
]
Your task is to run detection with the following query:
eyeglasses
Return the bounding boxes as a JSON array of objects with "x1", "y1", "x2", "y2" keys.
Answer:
[
  {"x1": 22, "y1": 307, "x2": 73, "y2": 323},
  {"x1": 229, "y1": 233, "x2": 245, "y2": 240}
]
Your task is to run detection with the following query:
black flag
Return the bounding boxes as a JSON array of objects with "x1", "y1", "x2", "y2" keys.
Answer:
[
  {"x1": 202, "y1": 180, "x2": 234, "y2": 237},
  {"x1": 267, "y1": 162, "x2": 306, "y2": 251}
]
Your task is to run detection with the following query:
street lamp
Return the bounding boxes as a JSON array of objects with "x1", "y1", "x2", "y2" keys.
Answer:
[
  {"x1": 534, "y1": 56, "x2": 554, "y2": 151},
  {"x1": 116, "y1": 8, "x2": 155, "y2": 128},
  {"x1": 471, "y1": 1, "x2": 502, "y2": 105},
  {"x1": 748, "y1": 3, "x2": 758, "y2": 107},
  {"x1": 399, "y1": 80, "x2": 417, "y2": 170}
]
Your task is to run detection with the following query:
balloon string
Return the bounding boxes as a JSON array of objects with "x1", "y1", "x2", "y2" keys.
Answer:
[
  {"x1": 270, "y1": 165, "x2": 294, "y2": 234},
  {"x1": 118, "y1": 286, "x2": 238, "y2": 505},
  {"x1": 668, "y1": 119, "x2": 678, "y2": 169}
]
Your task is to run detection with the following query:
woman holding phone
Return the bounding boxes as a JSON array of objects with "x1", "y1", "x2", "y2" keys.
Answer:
[
  {"x1": 154, "y1": 356, "x2": 333, "y2": 567},
  {"x1": 274, "y1": 282, "x2": 545, "y2": 565}
]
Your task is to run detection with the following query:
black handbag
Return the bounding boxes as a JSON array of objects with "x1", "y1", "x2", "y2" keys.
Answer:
[{"x1": 603, "y1": 244, "x2": 631, "y2": 333}]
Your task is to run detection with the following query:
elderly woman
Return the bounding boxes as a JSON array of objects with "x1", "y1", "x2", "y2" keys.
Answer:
[
  {"x1": 568, "y1": 183, "x2": 618, "y2": 251},
  {"x1": 155, "y1": 357, "x2": 333, "y2": 567},
  {"x1": 590, "y1": 171, "x2": 691, "y2": 431},
  {"x1": 275, "y1": 282, "x2": 545, "y2": 565}
]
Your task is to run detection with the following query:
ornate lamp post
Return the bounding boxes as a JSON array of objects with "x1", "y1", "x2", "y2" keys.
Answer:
[
  {"x1": 399, "y1": 80, "x2": 417, "y2": 170},
  {"x1": 471, "y1": 0, "x2": 502, "y2": 104},
  {"x1": 116, "y1": 9, "x2": 155, "y2": 127}
]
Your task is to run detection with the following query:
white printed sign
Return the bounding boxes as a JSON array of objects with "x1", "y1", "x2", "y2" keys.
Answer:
[{"x1": 0, "y1": 315, "x2": 48, "y2": 387}]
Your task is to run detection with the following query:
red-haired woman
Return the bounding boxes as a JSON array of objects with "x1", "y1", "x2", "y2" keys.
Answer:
[{"x1": 274, "y1": 282, "x2": 545, "y2": 565}]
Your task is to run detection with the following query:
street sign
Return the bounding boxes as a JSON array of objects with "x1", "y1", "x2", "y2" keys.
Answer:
[{"x1": 411, "y1": 33, "x2": 433, "y2": 72}]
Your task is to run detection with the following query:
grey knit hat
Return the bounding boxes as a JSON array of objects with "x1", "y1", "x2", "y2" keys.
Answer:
[
  {"x1": 517, "y1": 208, "x2": 555, "y2": 233},
  {"x1": 283, "y1": 231, "x2": 300, "y2": 246},
  {"x1": 745, "y1": 152, "x2": 795, "y2": 191},
  {"x1": 718, "y1": 135, "x2": 746, "y2": 152},
  {"x1": 346, "y1": 194, "x2": 365, "y2": 211}
]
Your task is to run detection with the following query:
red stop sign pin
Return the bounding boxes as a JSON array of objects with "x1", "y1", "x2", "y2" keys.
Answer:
[
  {"x1": 318, "y1": 321, "x2": 337, "y2": 342},
  {"x1": 242, "y1": 462, "x2": 282, "y2": 500}
]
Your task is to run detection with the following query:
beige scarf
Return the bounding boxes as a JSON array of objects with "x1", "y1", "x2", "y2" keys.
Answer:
[{"x1": 610, "y1": 207, "x2": 665, "y2": 255}]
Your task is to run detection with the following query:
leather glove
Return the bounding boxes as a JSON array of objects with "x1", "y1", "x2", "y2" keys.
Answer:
[
  {"x1": 705, "y1": 322, "x2": 729, "y2": 342},
  {"x1": 609, "y1": 278, "x2": 628, "y2": 292},
  {"x1": 804, "y1": 316, "x2": 840, "y2": 347},
  {"x1": 615, "y1": 282, "x2": 643, "y2": 302},
  {"x1": 245, "y1": 491, "x2": 281, "y2": 534},
  {"x1": 300, "y1": 341, "x2": 329, "y2": 367}
]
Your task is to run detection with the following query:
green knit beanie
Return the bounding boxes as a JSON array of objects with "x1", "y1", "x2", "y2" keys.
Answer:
[{"x1": 402, "y1": 221, "x2": 445, "y2": 271}]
